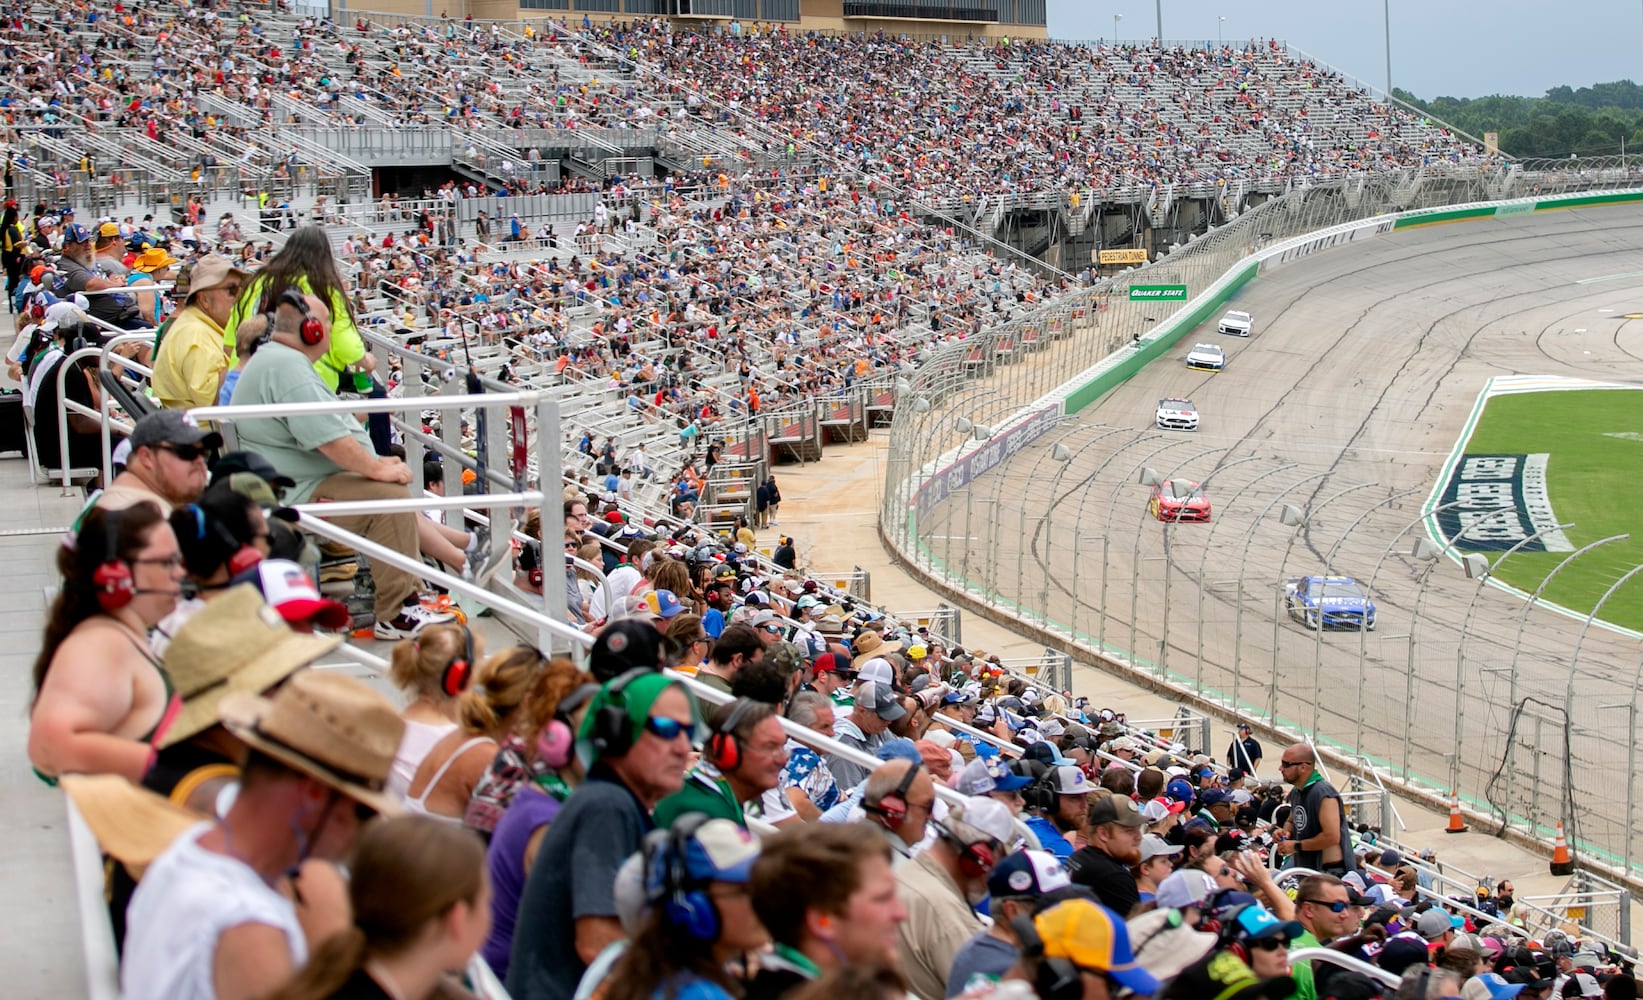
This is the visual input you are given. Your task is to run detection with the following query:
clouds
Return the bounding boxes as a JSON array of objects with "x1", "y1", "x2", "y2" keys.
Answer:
[{"x1": 1045, "y1": 1, "x2": 1640, "y2": 100}]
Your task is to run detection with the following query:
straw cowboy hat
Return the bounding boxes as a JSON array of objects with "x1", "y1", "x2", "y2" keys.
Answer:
[
  {"x1": 61, "y1": 774, "x2": 199, "y2": 875},
  {"x1": 851, "y1": 630, "x2": 903, "y2": 666},
  {"x1": 219, "y1": 671, "x2": 405, "y2": 816},
  {"x1": 159, "y1": 585, "x2": 342, "y2": 749},
  {"x1": 131, "y1": 246, "x2": 181, "y2": 273}
]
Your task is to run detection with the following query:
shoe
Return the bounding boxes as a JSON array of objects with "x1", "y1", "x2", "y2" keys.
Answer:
[
  {"x1": 405, "y1": 603, "x2": 457, "y2": 626},
  {"x1": 373, "y1": 612, "x2": 428, "y2": 640},
  {"x1": 460, "y1": 527, "x2": 498, "y2": 584}
]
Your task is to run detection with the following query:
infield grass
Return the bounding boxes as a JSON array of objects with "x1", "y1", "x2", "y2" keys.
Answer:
[{"x1": 1461, "y1": 389, "x2": 1643, "y2": 632}]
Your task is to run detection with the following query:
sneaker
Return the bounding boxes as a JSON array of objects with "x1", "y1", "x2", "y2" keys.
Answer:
[
  {"x1": 373, "y1": 612, "x2": 427, "y2": 640},
  {"x1": 404, "y1": 603, "x2": 456, "y2": 626},
  {"x1": 460, "y1": 527, "x2": 499, "y2": 584}
]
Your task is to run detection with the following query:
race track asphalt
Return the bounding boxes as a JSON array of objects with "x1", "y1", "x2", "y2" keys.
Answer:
[{"x1": 920, "y1": 202, "x2": 1643, "y2": 867}]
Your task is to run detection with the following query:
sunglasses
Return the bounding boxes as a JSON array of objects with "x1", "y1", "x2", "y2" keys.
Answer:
[
  {"x1": 1301, "y1": 898, "x2": 1350, "y2": 913},
  {"x1": 643, "y1": 716, "x2": 689, "y2": 741},
  {"x1": 157, "y1": 443, "x2": 207, "y2": 462},
  {"x1": 760, "y1": 624, "x2": 784, "y2": 634},
  {"x1": 1249, "y1": 937, "x2": 1288, "y2": 951}
]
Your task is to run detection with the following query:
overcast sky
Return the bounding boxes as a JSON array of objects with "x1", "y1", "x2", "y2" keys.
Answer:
[{"x1": 1044, "y1": 1, "x2": 1643, "y2": 101}]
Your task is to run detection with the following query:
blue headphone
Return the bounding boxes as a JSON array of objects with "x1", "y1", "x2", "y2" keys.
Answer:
[{"x1": 646, "y1": 812, "x2": 721, "y2": 942}]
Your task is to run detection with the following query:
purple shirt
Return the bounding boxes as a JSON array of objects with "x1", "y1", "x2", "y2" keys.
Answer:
[{"x1": 482, "y1": 787, "x2": 563, "y2": 979}]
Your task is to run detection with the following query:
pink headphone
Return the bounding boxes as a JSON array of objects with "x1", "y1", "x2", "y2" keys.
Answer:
[{"x1": 537, "y1": 683, "x2": 601, "y2": 769}]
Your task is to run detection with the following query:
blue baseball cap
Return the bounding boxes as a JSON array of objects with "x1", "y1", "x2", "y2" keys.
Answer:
[
  {"x1": 1166, "y1": 777, "x2": 1196, "y2": 804},
  {"x1": 1465, "y1": 973, "x2": 1525, "y2": 1000},
  {"x1": 1023, "y1": 741, "x2": 1074, "y2": 766},
  {"x1": 1200, "y1": 788, "x2": 1232, "y2": 806},
  {"x1": 1229, "y1": 904, "x2": 1305, "y2": 945},
  {"x1": 63, "y1": 222, "x2": 93, "y2": 244},
  {"x1": 988, "y1": 759, "x2": 1033, "y2": 791}
]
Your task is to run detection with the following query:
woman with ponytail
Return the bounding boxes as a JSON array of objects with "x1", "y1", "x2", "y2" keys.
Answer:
[
  {"x1": 403, "y1": 645, "x2": 539, "y2": 830},
  {"x1": 387, "y1": 624, "x2": 474, "y2": 799},
  {"x1": 267, "y1": 816, "x2": 491, "y2": 1000}
]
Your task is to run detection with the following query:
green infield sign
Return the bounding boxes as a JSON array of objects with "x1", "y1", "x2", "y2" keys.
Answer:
[{"x1": 1128, "y1": 284, "x2": 1188, "y2": 301}]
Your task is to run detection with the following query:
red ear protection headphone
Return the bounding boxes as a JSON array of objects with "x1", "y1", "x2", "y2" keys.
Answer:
[
  {"x1": 183, "y1": 502, "x2": 263, "y2": 578},
  {"x1": 864, "y1": 761, "x2": 921, "y2": 828},
  {"x1": 519, "y1": 538, "x2": 544, "y2": 588},
  {"x1": 92, "y1": 509, "x2": 134, "y2": 612},
  {"x1": 937, "y1": 813, "x2": 999, "y2": 879},
  {"x1": 440, "y1": 625, "x2": 475, "y2": 698},
  {"x1": 704, "y1": 697, "x2": 757, "y2": 772},
  {"x1": 536, "y1": 682, "x2": 601, "y2": 770},
  {"x1": 278, "y1": 288, "x2": 324, "y2": 347}
]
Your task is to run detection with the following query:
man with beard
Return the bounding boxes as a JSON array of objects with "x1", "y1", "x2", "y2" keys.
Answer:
[{"x1": 1066, "y1": 791, "x2": 1146, "y2": 916}]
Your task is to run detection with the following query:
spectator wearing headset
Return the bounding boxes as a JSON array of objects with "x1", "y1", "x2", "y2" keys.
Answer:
[
  {"x1": 602, "y1": 816, "x2": 767, "y2": 1000},
  {"x1": 745, "y1": 823, "x2": 909, "y2": 1000},
  {"x1": 654, "y1": 697, "x2": 790, "y2": 829},
  {"x1": 401, "y1": 643, "x2": 538, "y2": 831},
  {"x1": 948, "y1": 849, "x2": 1091, "y2": 998},
  {"x1": 508, "y1": 670, "x2": 698, "y2": 1000},
  {"x1": 894, "y1": 795, "x2": 1017, "y2": 1000},
  {"x1": 386, "y1": 624, "x2": 472, "y2": 798},
  {"x1": 861, "y1": 759, "x2": 939, "y2": 866},
  {"x1": 1004, "y1": 897, "x2": 1161, "y2": 1000}
]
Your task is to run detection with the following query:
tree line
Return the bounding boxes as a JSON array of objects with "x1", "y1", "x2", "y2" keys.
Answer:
[{"x1": 1394, "y1": 80, "x2": 1643, "y2": 159}]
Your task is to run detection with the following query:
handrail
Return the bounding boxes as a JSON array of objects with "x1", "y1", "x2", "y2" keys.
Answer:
[{"x1": 1286, "y1": 949, "x2": 1401, "y2": 989}]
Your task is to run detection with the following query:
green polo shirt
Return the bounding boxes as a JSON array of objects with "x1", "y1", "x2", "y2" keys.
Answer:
[
  {"x1": 653, "y1": 767, "x2": 745, "y2": 828},
  {"x1": 1288, "y1": 928, "x2": 1320, "y2": 1000}
]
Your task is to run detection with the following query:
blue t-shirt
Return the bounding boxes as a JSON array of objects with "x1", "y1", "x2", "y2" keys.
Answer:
[
  {"x1": 653, "y1": 977, "x2": 735, "y2": 1000},
  {"x1": 702, "y1": 607, "x2": 725, "y2": 639},
  {"x1": 947, "y1": 931, "x2": 1019, "y2": 998},
  {"x1": 1025, "y1": 815, "x2": 1074, "y2": 858}
]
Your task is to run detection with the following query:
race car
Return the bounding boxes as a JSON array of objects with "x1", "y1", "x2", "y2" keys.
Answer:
[
  {"x1": 1148, "y1": 479, "x2": 1211, "y2": 522},
  {"x1": 1155, "y1": 397, "x2": 1200, "y2": 431},
  {"x1": 1186, "y1": 343, "x2": 1225, "y2": 371},
  {"x1": 1284, "y1": 576, "x2": 1378, "y2": 630},
  {"x1": 1218, "y1": 310, "x2": 1253, "y2": 336}
]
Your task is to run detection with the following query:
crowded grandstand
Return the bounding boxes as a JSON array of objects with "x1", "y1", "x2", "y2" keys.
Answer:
[{"x1": 5, "y1": 0, "x2": 1636, "y2": 998}]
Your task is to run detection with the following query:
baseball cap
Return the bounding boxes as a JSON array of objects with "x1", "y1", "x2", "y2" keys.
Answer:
[
  {"x1": 1050, "y1": 764, "x2": 1091, "y2": 795},
  {"x1": 642, "y1": 589, "x2": 684, "y2": 619},
  {"x1": 1416, "y1": 908, "x2": 1456, "y2": 941},
  {"x1": 1229, "y1": 904, "x2": 1305, "y2": 945},
  {"x1": 1034, "y1": 899, "x2": 1159, "y2": 996},
  {"x1": 855, "y1": 656, "x2": 895, "y2": 687},
  {"x1": 229, "y1": 559, "x2": 350, "y2": 630},
  {"x1": 1166, "y1": 777, "x2": 1196, "y2": 804},
  {"x1": 647, "y1": 818, "x2": 760, "y2": 891},
  {"x1": 988, "y1": 849, "x2": 1073, "y2": 899},
  {"x1": 1023, "y1": 741, "x2": 1075, "y2": 767},
  {"x1": 1085, "y1": 794, "x2": 1146, "y2": 828},
  {"x1": 948, "y1": 795, "x2": 1015, "y2": 847},
  {"x1": 1139, "y1": 834, "x2": 1183, "y2": 863},
  {"x1": 130, "y1": 409, "x2": 224, "y2": 452},
  {"x1": 1200, "y1": 788, "x2": 1231, "y2": 806},
  {"x1": 1461, "y1": 973, "x2": 1524, "y2": 1000},
  {"x1": 1162, "y1": 951, "x2": 1293, "y2": 1000},
  {"x1": 1377, "y1": 936, "x2": 1432, "y2": 976},
  {"x1": 1155, "y1": 869, "x2": 1217, "y2": 910},
  {"x1": 588, "y1": 619, "x2": 664, "y2": 682},
  {"x1": 1561, "y1": 973, "x2": 1603, "y2": 998},
  {"x1": 1127, "y1": 907, "x2": 1217, "y2": 982},
  {"x1": 855, "y1": 680, "x2": 906, "y2": 722},
  {"x1": 63, "y1": 222, "x2": 93, "y2": 244},
  {"x1": 811, "y1": 652, "x2": 855, "y2": 678},
  {"x1": 97, "y1": 221, "x2": 121, "y2": 239},
  {"x1": 210, "y1": 450, "x2": 297, "y2": 491}
]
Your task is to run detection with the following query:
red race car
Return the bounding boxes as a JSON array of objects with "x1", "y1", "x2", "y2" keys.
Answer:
[{"x1": 1148, "y1": 479, "x2": 1212, "y2": 523}]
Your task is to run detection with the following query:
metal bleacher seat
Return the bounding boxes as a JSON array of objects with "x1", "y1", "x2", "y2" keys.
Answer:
[{"x1": 22, "y1": 402, "x2": 99, "y2": 488}]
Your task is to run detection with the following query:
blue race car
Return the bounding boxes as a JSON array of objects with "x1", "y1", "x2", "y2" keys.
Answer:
[{"x1": 1284, "y1": 576, "x2": 1377, "y2": 630}]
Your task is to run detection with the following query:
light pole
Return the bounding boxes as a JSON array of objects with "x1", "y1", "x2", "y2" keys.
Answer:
[
  {"x1": 1218, "y1": 16, "x2": 1226, "y2": 45},
  {"x1": 1114, "y1": 13, "x2": 1122, "y2": 43},
  {"x1": 1155, "y1": 0, "x2": 1162, "y2": 43},
  {"x1": 1384, "y1": 0, "x2": 1393, "y2": 97}
]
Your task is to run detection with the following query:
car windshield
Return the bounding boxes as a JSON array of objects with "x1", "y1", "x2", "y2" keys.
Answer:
[
  {"x1": 1227, "y1": 312, "x2": 1250, "y2": 321},
  {"x1": 1165, "y1": 480, "x2": 1202, "y2": 499},
  {"x1": 1317, "y1": 581, "x2": 1365, "y2": 599},
  {"x1": 1161, "y1": 399, "x2": 1193, "y2": 409}
]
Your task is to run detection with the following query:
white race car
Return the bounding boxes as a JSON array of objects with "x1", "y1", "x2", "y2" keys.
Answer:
[
  {"x1": 1155, "y1": 397, "x2": 1199, "y2": 431},
  {"x1": 1186, "y1": 343, "x2": 1225, "y2": 372},
  {"x1": 1218, "y1": 310, "x2": 1253, "y2": 336}
]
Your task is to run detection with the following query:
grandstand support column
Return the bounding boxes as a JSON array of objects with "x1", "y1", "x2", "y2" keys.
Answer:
[
  {"x1": 1501, "y1": 536, "x2": 1629, "y2": 815},
  {"x1": 1195, "y1": 463, "x2": 1299, "y2": 694},
  {"x1": 1267, "y1": 481, "x2": 1378, "y2": 724},
  {"x1": 536, "y1": 395, "x2": 569, "y2": 655},
  {"x1": 1230, "y1": 472, "x2": 1329, "y2": 718},
  {"x1": 1450, "y1": 521, "x2": 1572, "y2": 807},
  {"x1": 1564, "y1": 562, "x2": 1643, "y2": 866}
]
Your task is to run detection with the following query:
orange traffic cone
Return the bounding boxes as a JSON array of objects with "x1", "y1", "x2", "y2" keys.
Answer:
[
  {"x1": 1550, "y1": 822, "x2": 1575, "y2": 876},
  {"x1": 1444, "y1": 791, "x2": 1468, "y2": 834}
]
